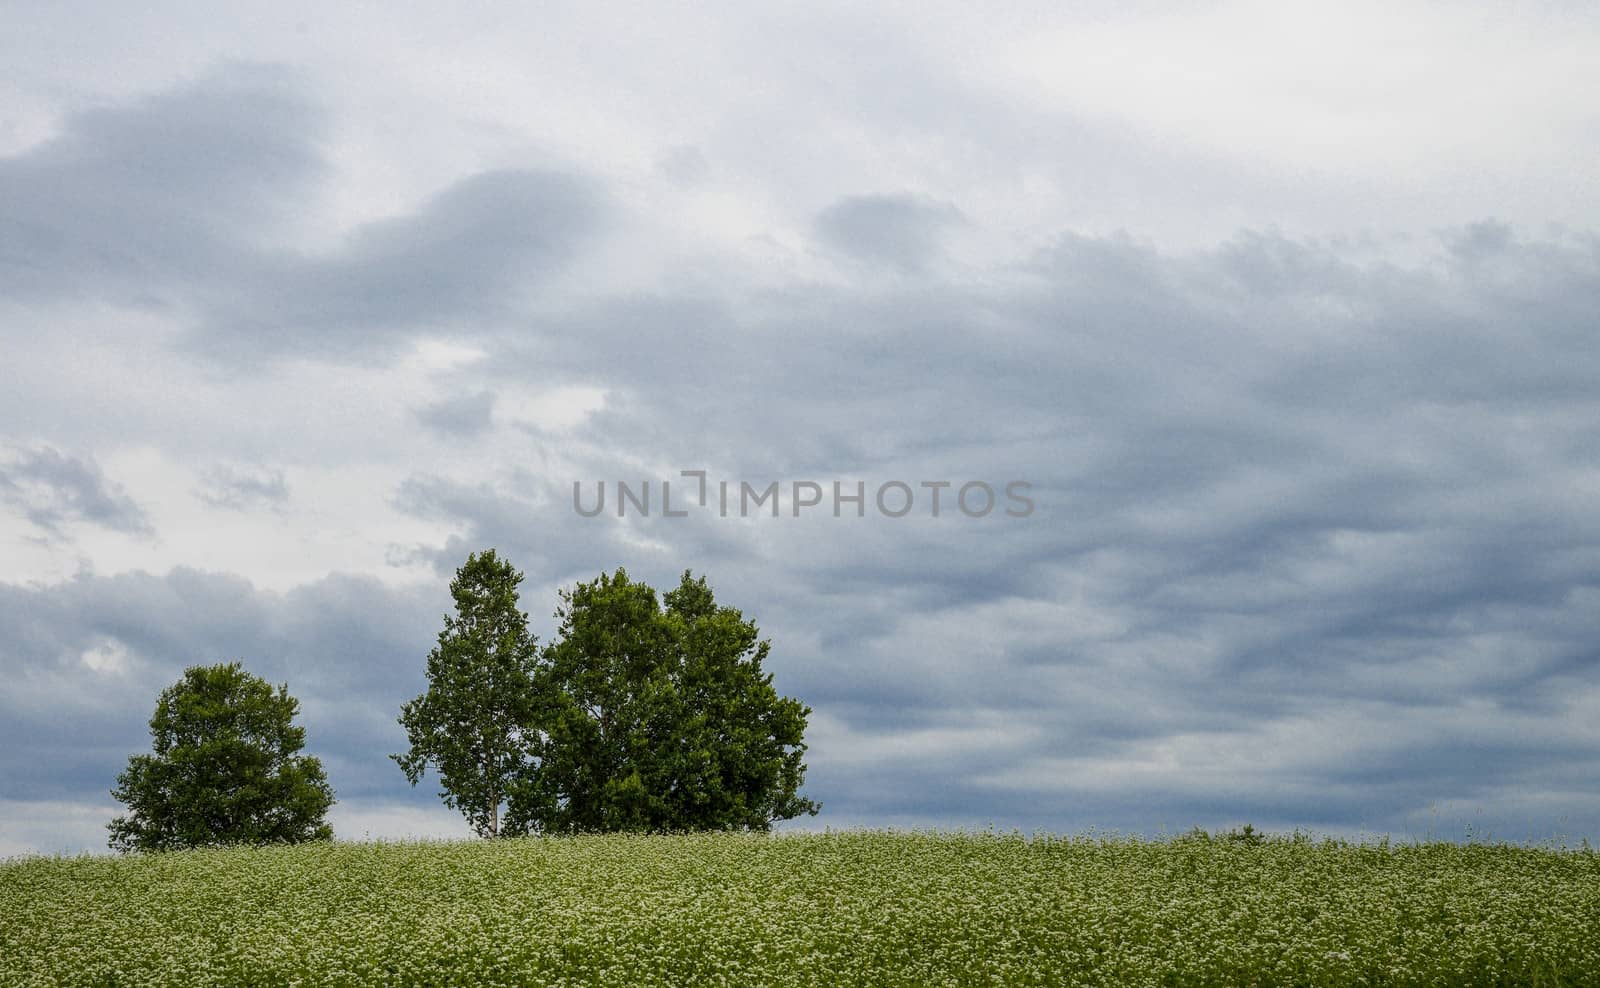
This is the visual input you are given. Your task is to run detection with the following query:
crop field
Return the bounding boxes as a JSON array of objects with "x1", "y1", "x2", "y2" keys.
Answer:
[{"x1": 2, "y1": 830, "x2": 1597, "y2": 987}]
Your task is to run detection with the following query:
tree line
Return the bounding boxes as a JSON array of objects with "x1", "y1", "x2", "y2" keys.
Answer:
[{"x1": 107, "y1": 552, "x2": 816, "y2": 852}]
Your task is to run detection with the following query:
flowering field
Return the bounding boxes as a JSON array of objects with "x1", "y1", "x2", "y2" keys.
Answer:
[{"x1": 2, "y1": 830, "x2": 1596, "y2": 987}]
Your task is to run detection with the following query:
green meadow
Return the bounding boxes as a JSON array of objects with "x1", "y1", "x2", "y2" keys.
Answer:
[{"x1": 3, "y1": 830, "x2": 1596, "y2": 987}]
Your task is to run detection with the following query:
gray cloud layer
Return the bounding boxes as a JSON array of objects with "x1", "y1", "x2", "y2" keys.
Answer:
[
  {"x1": 813, "y1": 194, "x2": 966, "y2": 272},
  {"x1": 2, "y1": 65, "x2": 1597, "y2": 851},
  {"x1": 0, "y1": 65, "x2": 606, "y2": 367},
  {"x1": 0, "y1": 446, "x2": 151, "y2": 539},
  {"x1": 0, "y1": 65, "x2": 319, "y2": 306}
]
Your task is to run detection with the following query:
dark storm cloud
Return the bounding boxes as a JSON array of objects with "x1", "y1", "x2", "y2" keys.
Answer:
[{"x1": 0, "y1": 446, "x2": 151, "y2": 537}]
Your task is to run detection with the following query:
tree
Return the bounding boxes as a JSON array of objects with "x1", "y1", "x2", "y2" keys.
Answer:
[
  {"x1": 393, "y1": 549, "x2": 540, "y2": 838},
  {"x1": 108, "y1": 662, "x2": 334, "y2": 853},
  {"x1": 508, "y1": 568, "x2": 818, "y2": 833}
]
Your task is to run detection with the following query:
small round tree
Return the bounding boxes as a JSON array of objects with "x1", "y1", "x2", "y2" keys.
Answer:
[{"x1": 108, "y1": 662, "x2": 335, "y2": 852}]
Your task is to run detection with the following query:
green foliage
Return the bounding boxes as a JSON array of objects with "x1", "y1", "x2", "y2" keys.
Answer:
[
  {"x1": 8, "y1": 832, "x2": 1600, "y2": 986},
  {"x1": 107, "y1": 662, "x2": 334, "y2": 853},
  {"x1": 509, "y1": 568, "x2": 818, "y2": 833},
  {"x1": 1225, "y1": 822, "x2": 1267, "y2": 846},
  {"x1": 393, "y1": 549, "x2": 540, "y2": 838},
  {"x1": 395, "y1": 557, "x2": 816, "y2": 836}
]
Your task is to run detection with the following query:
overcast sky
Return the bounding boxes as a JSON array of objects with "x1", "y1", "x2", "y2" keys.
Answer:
[{"x1": 3, "y1": 1, "x2": 1598, "y2": 854}]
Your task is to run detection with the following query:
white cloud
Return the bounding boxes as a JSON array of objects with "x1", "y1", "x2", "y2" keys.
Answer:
[{"x1": 79, "y1": 637, "x2": 131, "y2": 675}]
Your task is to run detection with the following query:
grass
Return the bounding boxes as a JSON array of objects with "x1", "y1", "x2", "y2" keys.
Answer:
[{"x1": 2, "y1": 829, "x2": 1597, "y2": 986}]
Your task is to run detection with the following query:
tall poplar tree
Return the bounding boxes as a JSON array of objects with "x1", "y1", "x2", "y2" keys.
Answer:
[{"x1": 393, "y1": 549, "x2": 539, "y2": 838}]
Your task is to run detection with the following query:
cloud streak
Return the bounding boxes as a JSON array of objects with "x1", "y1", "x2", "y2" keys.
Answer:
[{"x1": 0, "y1": 446, "x2": 151, "y2": 539}]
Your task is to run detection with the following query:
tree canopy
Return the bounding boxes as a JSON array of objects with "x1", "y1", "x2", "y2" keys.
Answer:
[
  {"x1": 395, "y1": 554, "x2": 817, "y2": 835},
  {"x1": 508, "y1": 568, "x2": 818, "y2": 833},
  {"x1": 108, "y1": 662, "x2": 334, "y2": 852}
]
